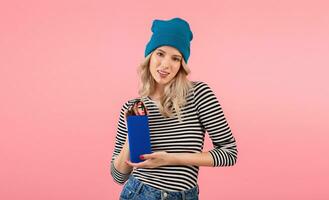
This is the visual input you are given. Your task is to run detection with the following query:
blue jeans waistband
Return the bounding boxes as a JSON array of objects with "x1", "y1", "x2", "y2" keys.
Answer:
[{"x1": 120, "y1": 175, "x2": 199, "y2": 200}]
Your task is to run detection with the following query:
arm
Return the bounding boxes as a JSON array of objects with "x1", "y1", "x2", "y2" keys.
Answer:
[
  {"x1": 194, "y1": 81, "x2": 238, "y2": 167},
  {"x1": 126, "y1": 151, "x2": 214, "y2": 168},
  {"x1": 110, "y1": 102, "x2": 133, "y2": 184}
]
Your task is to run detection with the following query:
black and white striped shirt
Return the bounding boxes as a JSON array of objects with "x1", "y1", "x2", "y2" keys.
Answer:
[{"x1": 111, "y1": 81, "x2": 238, "y2": 191}]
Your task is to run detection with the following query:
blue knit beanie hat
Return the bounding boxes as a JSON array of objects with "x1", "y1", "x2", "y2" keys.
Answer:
[{"x1": 144, "y1": 17, "x2": 193, "y2": 63}]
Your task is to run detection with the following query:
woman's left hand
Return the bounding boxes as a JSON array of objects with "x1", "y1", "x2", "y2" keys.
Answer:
[{"x1": 125, "y1": 151, "x2": 173, "y2": 169}]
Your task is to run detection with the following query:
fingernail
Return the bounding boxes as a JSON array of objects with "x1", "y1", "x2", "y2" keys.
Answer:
[{"x1": 139, "y1": 155, "x2": 144, "y2": 160}]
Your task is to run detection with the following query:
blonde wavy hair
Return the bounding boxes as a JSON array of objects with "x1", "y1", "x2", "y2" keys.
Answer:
[{"x1": 137, "y1": 50, "x2": 193, "y2": 121}]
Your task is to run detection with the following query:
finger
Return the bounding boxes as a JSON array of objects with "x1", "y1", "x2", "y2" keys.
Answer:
[
  {"x1": 141, "y1": 153, "x2": 155, "y2": 160},
  {"x1": 125, "y1": 160, "x2": 148, "y2": 168}
]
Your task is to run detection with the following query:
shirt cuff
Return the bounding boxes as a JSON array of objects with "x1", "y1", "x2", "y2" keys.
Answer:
[{"x1": 110, "y1": 160, "x2": 131, "y2": 184}]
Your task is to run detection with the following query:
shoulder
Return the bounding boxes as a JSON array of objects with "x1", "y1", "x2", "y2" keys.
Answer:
[
  {"x1": 191, "y1": 80, "x2": 213, "y2": 92},
  {"x1": 190, "y1": 80, "x2": 218, "y2": 103}
]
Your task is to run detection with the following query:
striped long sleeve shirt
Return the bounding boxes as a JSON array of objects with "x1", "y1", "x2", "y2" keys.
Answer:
[{"x1": 110, "y1": 81, "x2": 238, "y2": 191}]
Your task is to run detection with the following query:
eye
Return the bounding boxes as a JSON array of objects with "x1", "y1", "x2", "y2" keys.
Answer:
[
  {"x1": 173, "y1": 57, "x2": 181, "y2": 62},
  {"x1": 156, "y1": 52, "x2": 164, "y2": 57}
]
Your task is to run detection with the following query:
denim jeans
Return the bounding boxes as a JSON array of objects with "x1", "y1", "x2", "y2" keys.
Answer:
[{"x1": 119, "y1": 175, "x2": 199, "y2": 200}]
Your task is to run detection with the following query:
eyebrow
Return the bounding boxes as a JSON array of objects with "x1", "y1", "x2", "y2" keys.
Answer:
[{"x1": 157, "y1": 49, "x2": 182, "y2": 58}]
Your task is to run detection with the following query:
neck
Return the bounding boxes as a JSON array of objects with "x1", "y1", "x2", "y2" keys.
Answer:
[{"x1": 150, "y1": 84, "x2": 164, "y2": 100}]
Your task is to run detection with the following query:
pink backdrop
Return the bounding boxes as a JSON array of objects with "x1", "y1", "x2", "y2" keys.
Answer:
[{"x1": 1, "y1": 0, "x2": 328, "y2": 199}]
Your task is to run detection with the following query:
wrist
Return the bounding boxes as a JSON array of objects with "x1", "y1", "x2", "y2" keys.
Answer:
[{"x1": 168, "y1": 153, "x2": 183, "y2": 165}]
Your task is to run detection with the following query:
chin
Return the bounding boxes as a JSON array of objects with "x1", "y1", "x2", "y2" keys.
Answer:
[{"x1": 155, "y1": 79, "x2": 171, "y2": 85}]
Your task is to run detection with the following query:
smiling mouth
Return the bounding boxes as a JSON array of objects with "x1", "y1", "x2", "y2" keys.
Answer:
[{"x1": 158, "y1": 70, "x2": 170, "y2": 75}]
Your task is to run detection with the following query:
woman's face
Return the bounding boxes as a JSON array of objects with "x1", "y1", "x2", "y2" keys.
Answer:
[{"x1": 149, "y1": 46, "x2": 183, "y2": 87}]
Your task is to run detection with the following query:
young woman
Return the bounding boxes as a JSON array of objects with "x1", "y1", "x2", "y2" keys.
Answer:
[{"x1": 111, "y1": 17, "x2": 238, "y2": 200}]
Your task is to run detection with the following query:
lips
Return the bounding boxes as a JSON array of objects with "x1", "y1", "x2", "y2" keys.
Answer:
[{"x1": 158, "y1": 70, "x2": 170, "y2": 75}]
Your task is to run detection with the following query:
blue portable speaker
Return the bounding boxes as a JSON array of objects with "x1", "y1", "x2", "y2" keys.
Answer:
[{"x1": 126, "y1": 115, "x2": 152, "y2": 163}]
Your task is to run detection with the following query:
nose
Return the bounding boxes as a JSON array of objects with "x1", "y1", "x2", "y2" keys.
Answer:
[{"x1": 159, "y1": 57, "x2": 170, "y2": 69}]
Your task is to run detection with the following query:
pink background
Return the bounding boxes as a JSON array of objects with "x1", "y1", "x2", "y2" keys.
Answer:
[{"x1": 1, "y1": 0, "x2": 328, "y2": 199}]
